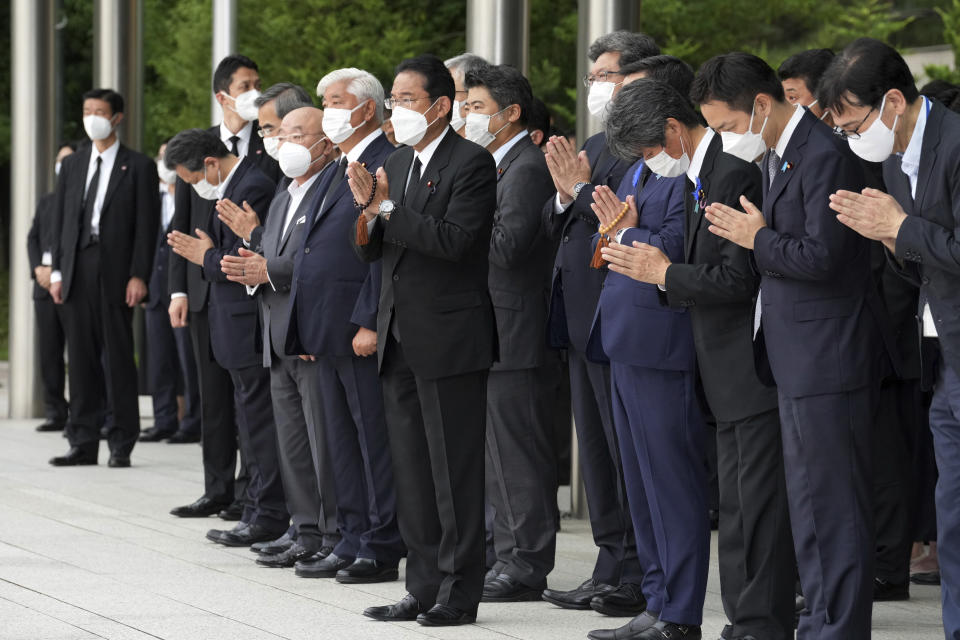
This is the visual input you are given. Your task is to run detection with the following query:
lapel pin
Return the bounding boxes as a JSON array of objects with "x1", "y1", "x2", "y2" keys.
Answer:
[
  {"x1": 121, "y1": 165, "x2": 127, "y2": 171},
  {"x1": 781, "y1": 161, "x2": 794, "y2": 172}
]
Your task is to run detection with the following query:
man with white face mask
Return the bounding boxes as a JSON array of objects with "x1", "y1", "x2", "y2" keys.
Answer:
[
  {"x1": 444, "y1": 53, "x2": 489, "y2": 137},
  {"x1": 462, "y1": 64, "x2": 560, "y2": 604},
  {"x1": 777, "y1": 49, "x2": 835, "y2": 122},
  {"x1": 48, "y1": 88, "x2": 160, "y2": 469},
  {"x1": 823, "y1": 38, "x2": 960, "y2": 639},
  {"x1": 694, "y1": 53, "x2": 895, "y2": 640},
  {"x1": 165, "y1": 128, "x2": 289, "y2": 548}
]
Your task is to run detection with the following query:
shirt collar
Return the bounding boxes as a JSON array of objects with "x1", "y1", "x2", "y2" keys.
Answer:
[
  {"x1": 900, "y1": 96, "x2": 929, "y2": 177},
  {"x1": 216, "y1": 159, "x2": 242, "y2": 199},
  {"x1": 287, "y1": 168, "x2": 321, "y2": 196},
  {"x1": 91, "y1": 138, "x2": 120, "y2": 163},
  {"x1": 492, "y1": 130, "x2": 529, "y2": 167},
  {"x1": 685, "y1": 128, "x2": 715, "y2": 183},
  {"x1": 345, "y1": 129, "x2": 384, "y2": 165},
  {"x1": 774, "y1": 104, "x2": 805, "y2": 159},
  {"x1": 414, "y1": 126, "x2": 450, "y2": 170},
  {"x1": 220, "y1": 120, "x2": 253, "y2": 146}
]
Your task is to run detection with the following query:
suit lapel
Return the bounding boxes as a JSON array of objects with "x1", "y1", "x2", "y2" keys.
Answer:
[
  {"x1": 408, "y1": 127, "x2": 455, "y2": 214},
  {"x1": 763, "y1": 113, "x2": 812, "y2": 224},
  {"x1": 99, "y1": 145, "x2": 128, "y2": 213},
  {"x1": 685, "y1": 135, "x2": 721, "y2": 260},
  {"x1": 278, "y1": 176, "x2": 322, "y2": 253},
  {"x1": 497, "y1": 135, "x2": 532, "y2": 180},
  {"x1": 915, "y1": 100, "x2": 941, "y2": 212},
  {"x1": 886, "y1": 158, "x2": 914, "y2": 216}
]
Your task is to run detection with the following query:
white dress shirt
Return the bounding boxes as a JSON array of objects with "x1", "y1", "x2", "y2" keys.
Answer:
[
  {"x1": 346, "y1": 129, "x2": 384, "y2": 165},
  {"x1": 220, "y1": 120, "x2": 253, "y2": 158},
  {"x1": 160, "y1": 185, "x2": 176, "y2": 230},
  {"x1": 685, "y1": 127, "x2": 716, "y2": 184}
]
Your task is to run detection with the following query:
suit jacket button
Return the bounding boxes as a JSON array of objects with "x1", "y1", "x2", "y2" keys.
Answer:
[
  {"x1": 563, "y1": 236, "x2": 570, "y2": 243},
  {"x1": 393, "y1": 275, "x2": 399, "y2": 281},
  {"x1": 304, "y1": 247, "x2": 311, "y2": 254}
]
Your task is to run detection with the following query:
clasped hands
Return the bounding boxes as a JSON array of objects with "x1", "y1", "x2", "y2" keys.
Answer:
[
  {"x1": 592, "y1": 186, "x2": 671, "y2": 285},
  {"x1": 828, "y1": 188, "x2": 906, "y2": 252},
  {"x1": 347, "y1": 164, "x2": 389, "y2": 221},
  {"x1": 544, "y1": 135, "x2": 591, "y2": 205}
]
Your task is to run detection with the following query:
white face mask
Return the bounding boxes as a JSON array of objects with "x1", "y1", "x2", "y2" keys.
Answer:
[
  {"x1": 450, "y1": 99, "x2": 466, "y2": 131},
  {"x1": 278, "y1": 137, "x2": 325, "y2": 178},
  {"x1": 391, "y1": 99, "x2": 439, "y2": 146},
  {"x1": 645, "y1": 133, "x2": 689, "y2": 178},
  {"x1": 83, "y1": 114, "x2": 116, "y2": 141},
  {"x1": 322, "y1": 102, "x2": 366, "y2": 144},
  {"x1": 262, "y1": 134, "x2": 280, "y2": 160},
  {"x1": 55, "y1": 162, "x2": 62, "y2": 176},
  {"x1": 847, "y1": 94, "x2": 899, "y2": 162},
  {"x1": 464, "y1": 108, "x2": 510, "y2": 149},
  {"x1": 720, "y1": 103, "x2": 768, "y2": 163},
  {"x1": 587, "y1": 81, "x2": 620, "y2": 119},
  {"x1": 192, "y1": 163, "x2": 221, "y2": 200},
  {"x1": 156, "y1": 158, "x2": 177, "y2": 185},
  {"x1": 221, "y1": 89, "x2": 261, "y2": 122}
]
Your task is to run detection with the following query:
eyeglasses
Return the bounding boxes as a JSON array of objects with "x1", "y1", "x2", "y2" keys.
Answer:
[
  {"x1": 832, "y1": 107, "x2": 874, "y2": 141},
  {"x1": 582, "y1": 71, "x2": 624, "y2": 87},
  {"x1": 276, "y1": 131, "x2": 324, "y2": 145},
  {"x1": 384, "y1": 96, "x2": 431, "y2": 110},
  {"x1": 256, "y1": 125, "x2": 277, "y2": 138}
]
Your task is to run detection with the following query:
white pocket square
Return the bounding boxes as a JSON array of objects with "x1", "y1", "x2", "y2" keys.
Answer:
[{"x1": 296, "y1": 215, "x2": 306, "y2": 225}]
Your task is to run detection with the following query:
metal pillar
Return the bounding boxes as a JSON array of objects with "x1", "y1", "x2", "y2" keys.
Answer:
[
  {"x1": 466, "y1": 0, "x2": 530, "y2": 75},
  {"x1": 93, "y1": 0, "x2": 144, "y2": 151},
  {"x1": 211, "y1": 0, "x2": 237, "y2": 125},
  {"x1": 10, "y1": 0, "x2": 56, "y2": 418}
]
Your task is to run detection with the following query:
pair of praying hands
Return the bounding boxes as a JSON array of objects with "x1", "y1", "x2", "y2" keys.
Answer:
[
  {"x1": 590, "y1": 185, "x2": 671, "y2": 285},
  {"x1": 347, "y1": 164, "x2": 389, "y2": 221}
]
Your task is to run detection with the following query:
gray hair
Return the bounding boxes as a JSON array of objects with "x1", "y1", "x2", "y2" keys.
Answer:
[
  {"x1": 444, "y1": 53, "x2": 489, "y2": 83},
  {"x1": 254, "y1": 82, "x2": 313, "y2": 119},
  {"x1": 316, "y1": 68, "x2": 385, "y2": 123},
  {"x1": 605, "y1": 79, "x2": 699, "y2": 162},
  {"x1": 587, "y1": 31, "x2": 659, "y2": 67}
]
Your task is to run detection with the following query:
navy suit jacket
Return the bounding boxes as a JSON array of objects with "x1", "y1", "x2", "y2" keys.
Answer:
[
  {"x1": 885, "y1": 99, "x2": 960, "y2": 377},
  {"x1": 752, "y1": 110, "x2": 891, "y2": 398},
  {"x1": 202, "y1": 157, "x2": 275, "y2": 370},
  {"x1": 587, "y1": 160, "x2": 695, "y2": 372},
  {"x1": 285, "y1": 133, "x2": 393, "y2": 358},
  {"x1": 543, "y1": 132, "x2": 631, "y2": 352}
]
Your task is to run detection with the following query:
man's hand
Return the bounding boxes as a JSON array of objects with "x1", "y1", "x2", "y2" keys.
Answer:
[
  {"x1": 704, "y1": 196, "x2": 766, "y2": 250},
  {"x1": 168, "y1": 296, "x2": 188, "y2": 328},
  {"x1": 125, "y1": 276, "x2": 147, "y2": 307},
  {"x1": 601, "y1": 241, "x2": 671, "y2": 286},
  {"x1": 829, "y1": 188, "x2": 907, "y2": 253},
  {"x1": 168, "y1": 228, "x2": 214, "y2": 266},
  {"x1": 216, "y1": 199, "x2": 260, "y2": 242},
  {"x1": 299, "y1": 354, "x2": 317, "y2": 362},
  {"x1": 221, "y1": 248, "x2": 269, "y2": 286},
  {"x1": 592, "y1": 186, "x2": 638, "y2": 235},
  {"x1": 352, "y1": 327, "x2": 377, "y2": 357},
  {"x1": 544, "y1": 135, "x2": 591, "y2": 205},
  {"x1": 348, "y1": 164, "x2": 389, "y2": 221},
  {"x1": 34, "y1": 266, "x2": 52, "y2": 290},
  {"x1": 50, "y1": 281, "x2": 63, "y2": 304}
]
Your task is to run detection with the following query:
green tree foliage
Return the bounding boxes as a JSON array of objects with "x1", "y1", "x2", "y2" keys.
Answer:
[{"x1": 924, "y1": 0, "x2": 960, "y2": 84}]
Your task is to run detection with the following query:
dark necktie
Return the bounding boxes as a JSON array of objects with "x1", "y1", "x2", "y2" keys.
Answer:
[
  {"x1": 229, "y1": 135, "x2": 240, "y2": 156},
  {"x1": 403, "y1": 157, "x2": 422, "y2": 205},
  {"x1": 80, "y1": 156, "x2": 102, "y2": 248}
]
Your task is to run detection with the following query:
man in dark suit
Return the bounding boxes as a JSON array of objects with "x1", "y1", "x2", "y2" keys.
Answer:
[
  {"x1": 461, "y1": 64, "x2": 560, "y2": 603},
  {"x1": 48, "y1": 88, "x2": 159, "y2": 468},
  {"x1": 167, "y1": 54, "x2": 279, "y2": 520},
  {"x1": 822, "y1": 38, "x2": 960, "y2": 639},
  {"x1": 348, "y1": 54, "x2": 497, "y2": 627},
  {"x1": 140, "y1": 141, "x2": 201, "y2": 442},
  {"x1": 698, "y1": 53, "x2": 891, "y2": 640},
  {"x1": 28, "y1": 143, "x2": 76, "y2": 433},
  {"x1": 599, "y1": 79, "x2": 794, "y2": 640},
  {"x1": 165, "y1": 128, "x2": 288, "y2": 546},
  {"x1": 539, "y1": 31, "x2": 660, "y2": 617}
]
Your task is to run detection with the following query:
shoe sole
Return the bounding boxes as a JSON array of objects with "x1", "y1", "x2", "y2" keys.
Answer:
[
  {"x1": 416, "y1": 616, "x2": 476, "y2": 627},
  {"x1": 256, "y1": 560, "x2": 297, "y2": 568},
  {"x1": 362, "y1": 612, "x2": 418, "y2": 622},
  {"x1": 541, "y1": 593, "x2": 593, "y2": 610},
  {"x1": 481, "y1": 590, "x2": 544, "y2": 603},
  {"x1": 911, "y1": 573, "x2": 941, "y2": 585},
  {"x1": 295, "y1": 569, "x2": 341, "y2": 578},
  {"x1": 171, "y1": 511, "x2": 222, "y2": 518},
  {"x1": 335, "y1": 570, "x2": 399, "y2": 584},
  {"x1": 589, "y1": 601, "x2": 646, "y2": 617}
]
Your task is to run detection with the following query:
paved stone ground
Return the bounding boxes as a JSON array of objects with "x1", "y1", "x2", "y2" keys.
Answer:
[{"x1": 0, "y1": 399, "x2": 945, "y2": 639}]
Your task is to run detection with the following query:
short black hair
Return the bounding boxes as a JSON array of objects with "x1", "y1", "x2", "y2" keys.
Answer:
[
  {"x1": 213, "y1": 54, "x2": 259, "y2": 95},
  {"x1": 607, "y1": 78, "x2": 701, "y2": 161},
  {"x1": 395, "y1": 54, "x2": 456, "y2": 121},
  {"x1": 82, "y1": 88, "x2": 124, "y2": 114},
  {"x1": 587, "y1": 31, "x2": 659, "y2": 67},
  {"x1": 818, "y1": 38, "x2": 920, "y2": 115},
  {"x1": 690, "y1": 52, "x2": 785, "y2": 113},
  {"x1": 255, "y1": 82, "x2": 313, "y2": 118},
  {"x1": 921, "y1": 79, "x2": 960, "y2": 113},
  {"x1": 778, "y1": 49, "x2": 835, "y2": 95},
  {"x1": 464, "y1": 64, "x2": 533, "y2": 127},
  {"x1": 621, "y1": 55, "x2": 695, "y2": 103},
  {"x1": 164, "y1": 128, "x2": 229, "y2": 172},
  {"x1": 527, "y1": 97, "x2": 551, "y2": 145}
]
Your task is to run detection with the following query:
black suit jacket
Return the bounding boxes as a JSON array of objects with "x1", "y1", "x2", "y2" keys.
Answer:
[
  {"x1": 661, "y1": 133, "x2": 779, "y2": 422},
  {"x1": 353, "y1": 126, "x2": 498, "y2": 380},
  {"x1": 27, "y1": 193, "x2": 56, "y2": 301},
  {"x1": 886, "y1": 99, "x2": 960, "y2": 377},
  {"x1": 489, "y1": 135, "x2": 558, "y2": 371},
  {"x1": 146, "y1": 188, "x2": 176, "y2": 311},
  {"x1": 52, "y1": 142, "x2": 160, "y2": 304},
  {"x1": 168, "y1": 122, "x2": 279, "y2": 310}
]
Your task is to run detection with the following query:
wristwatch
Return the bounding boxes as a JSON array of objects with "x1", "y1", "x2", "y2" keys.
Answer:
[
  {"x1": 572, "y1": 181, "x2": 590, "y2": 198},
  {"x1": 378, "y1": 199, "x2": 395, "y2": 220}
]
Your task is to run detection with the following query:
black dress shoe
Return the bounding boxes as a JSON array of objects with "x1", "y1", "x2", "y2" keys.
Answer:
[
  {"x1": 217, "y1": 523, "x2": 286, "y2": 547},
  {"x1": 485, "y1": 567, "x2": 499, "y2": 583},
  {"x1": 336, "y1": 558, "x2": 399, "y2": 583},
  {"x1": 481, "y1": 574, "x2": 545, "y2": 602},
  {"x1": 218, "y1": 501, "x2": 244, "y2": 521},
  {"x1": 49, "y1": 447, "x2": 97, "y2": 466},
  {"x1": 207, "y1": 522, "x2": 247, "y2": 543},
  {"x1": 363, "y1": 594, "x2": 425, "y2": 621},
  {"x1": 417, "y1": 604, "x2": 476, "y2": 627},
  {"x1": 171, "y1": 497, "x2": 229, "y2": 518},
  {"x1": 709, "y1": 509, "x2": 720, "y2": 530},
  {"x1": 100, "y1": 426, "x2": 110, "y2": 440},
  {"x1": 542, "y1": 578, "x2": 615, "y2": 610},
  {"x1": 591, "y1": 582, "x2": 646, "y2": 617},
  {"x1": 139, "y1": 426, "x2": 176, "y2": 442},
  {"x1": 107, "y1": 455, "x2": 130, "y2": 468},
  {"x1": 256, "y1": 543, "x2": 315, "y2": 568},
  {"x1": 251, "y1": 531, "x2": 295, "y2": 555},
  {"x1": 295, "y1": 552, "x2": 353, "y2": 578},
  {"x1": 634, "y1": 621, "x2": 701, "y2": 639},
  {"x1": 873, "y1": 577, "x2": 909, "y2": 601},
  {"x1": 911, "y1": 571, "x2": 941, "y2": 585},
  {"x1": 166, "y1": 430, "x2": 200, "y2": 444},
  {"x1": 36, "y1": 422, "x2": 65, "y2": 432},
  {"x1": 588, "y1": 611, "x2": 659, "y2": 640}
]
